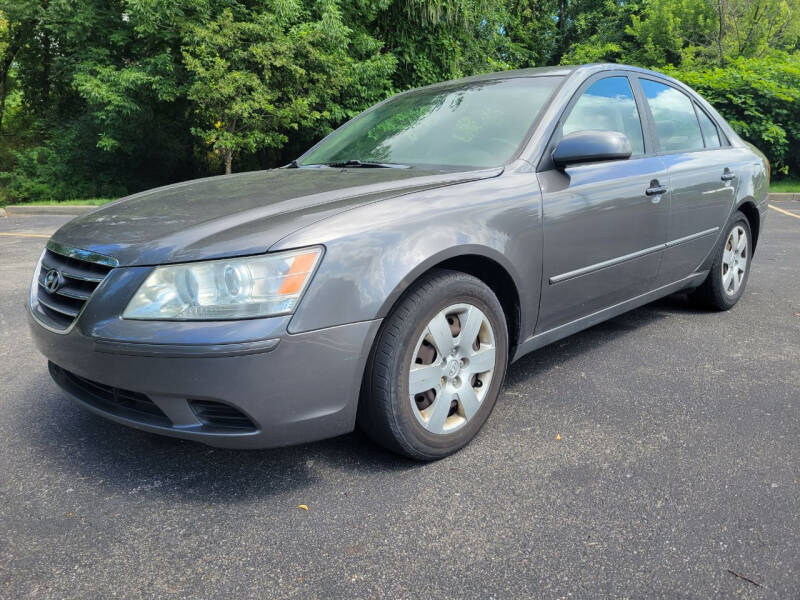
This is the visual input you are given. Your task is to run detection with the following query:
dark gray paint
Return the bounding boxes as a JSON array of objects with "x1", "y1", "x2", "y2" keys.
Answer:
[
  {"x1": 50, "y1": 167, "x2": 502, "y2": 266},
  {"x1": 277, "y1": 162, "x2": 540, "y2": 334},
  {"x1": 30, "y1": 311, "x2": 380, "y2": 448},
  {"x1": 29, "y1": 63, "x2": 770, "y2": 448},
  {"x1": 535, "y1": 156, "x2": 670, "y2": 333},
  {"x1": 658, "y1": 147, "x2": 752, "y2": 283},
  {"x1": 552, "y1": 130, "x2": 633, "y2": 167}
]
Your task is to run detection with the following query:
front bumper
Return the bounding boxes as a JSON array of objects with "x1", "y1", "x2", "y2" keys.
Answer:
[{"x1": 29, "y1": 311, "x2": 381, "y2": 449}]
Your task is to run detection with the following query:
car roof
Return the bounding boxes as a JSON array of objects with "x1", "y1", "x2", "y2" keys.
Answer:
[{"x1": 426, "y1": 63, "x2": 676, "y2": 87}]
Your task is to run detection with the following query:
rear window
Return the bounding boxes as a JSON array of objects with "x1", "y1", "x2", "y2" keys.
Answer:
[
  {"x1": 640, "y1": 79, "x2": 704, "y2": 153},
  {"x1": 696, "y1": 105, "x2": 722, "y2": 148}
]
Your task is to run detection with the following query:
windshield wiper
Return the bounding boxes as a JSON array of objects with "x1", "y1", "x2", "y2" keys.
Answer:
[{"x1": 325, "y1": 159, "x2": 410, "y2": 169}]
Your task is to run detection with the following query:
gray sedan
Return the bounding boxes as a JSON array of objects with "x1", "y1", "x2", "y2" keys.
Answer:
[{"x1": 29, "y1": 64, "x2": 769, "y2": 459}]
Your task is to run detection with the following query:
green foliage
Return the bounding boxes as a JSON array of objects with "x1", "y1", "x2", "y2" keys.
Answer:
[
  {"x1": 0, "y1": 147, "x2": 57, "y2": 204},
  {"x1": 620, "y1": 0, "x2": 800, "y2": 66},
  {"x1": 11, "y1": 198, "x2": 115, "y2": 206},
  {"x1": 624, "y1": 0, "x2": 716, "y2": 66},
  {"x1": 370, "y1": 0, "x2": 515, "y2": 89},
  {"x1": 769, "y1": 177, "x2": 800, "y2": 192},
  {"x1": 182, "y1": 2, "x2": 395, "y2": 173},
  {"x1": 0, "y1": 0, "x2": 799, "y2": 203},
  {"x1": 0, "y1": 141, "x2": 129, "y2": 204},
  {"x1": 664, "y1": 54, "x2": 800, "y2": 175},
  {"x1": 718, "y1": 0, "x2": 800, "y2": 59}
]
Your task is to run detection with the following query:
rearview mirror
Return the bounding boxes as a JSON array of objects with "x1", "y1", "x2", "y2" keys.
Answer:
[{"x1": 552, "y1": 130, "x2": 632, "y2": 168}]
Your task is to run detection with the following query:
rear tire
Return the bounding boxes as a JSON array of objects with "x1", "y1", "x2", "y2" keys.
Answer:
[
  {"x1": 358, "y1": 269, "x2": 508, "y2": 460},
  {"x1": 689, "y1": 210, "x2": 752, "y2": 310}
]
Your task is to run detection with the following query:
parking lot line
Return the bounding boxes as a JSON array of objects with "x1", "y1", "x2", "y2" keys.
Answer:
[
  {"x1": 0, "y1": 232, "x2": 51, "y2": 238},
  {"x1": 769, "y1": 204, "x2": 800, "y2": 220}
]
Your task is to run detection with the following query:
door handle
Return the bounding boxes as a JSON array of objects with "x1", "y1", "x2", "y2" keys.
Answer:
[
  {"x1": 721, "y1": 169, "x2": 735, "y2": 181},
  {"x1": 645, "y1": 184, "x2": 668, "y2": 196}
]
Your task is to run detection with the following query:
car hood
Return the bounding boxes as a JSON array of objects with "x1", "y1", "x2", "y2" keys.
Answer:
[{"x1": 50, "y1": 166, "x2": 501, "y2": 266}]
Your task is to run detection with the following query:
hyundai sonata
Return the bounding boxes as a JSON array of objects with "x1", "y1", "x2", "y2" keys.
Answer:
[{"x1": 29, "y1": 64, "x2": 769, "y2": 459}]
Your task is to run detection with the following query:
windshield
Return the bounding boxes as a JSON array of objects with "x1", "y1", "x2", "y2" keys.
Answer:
[{"x1": 300, "y1": 76, "x2": 562, "y2": 169}]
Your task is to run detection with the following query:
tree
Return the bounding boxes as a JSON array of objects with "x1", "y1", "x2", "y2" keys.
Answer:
[
  {"x1": 624, "y1": 0, "x2": 717, "y2": 66},
  {"x1": 2, "y1": 0, "x2": 800, "y2": 203},
  {"x1": 368, "y1": 0, "x2": 513, "y2": 89},
  {"x1": 0, "y1": 1, "x2": 44, "y2": 131},
  {"x1": 182, "y1": 1, "x2": 395, "y2": 174},
  {"x1": 503, "y1": 0, "x2": 561, "y2": 66},
  {"x1": 569, "y1": 0, "x2": 800, "y2": 67},
  {"x1": 0, "y1": 10, "x2": 9, "y2": 130},
  {"x1": 714, "y1": 0, "x2": 800, "y2": 61}
]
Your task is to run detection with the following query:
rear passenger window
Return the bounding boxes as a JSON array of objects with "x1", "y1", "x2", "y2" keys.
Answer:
[
  {"x1": 696, "y1": 105, "x2": 721, "y2": 148},
  {"x1": 563, "y1": 77, "x2": 645, "y2": 155},
  {"x1": 640, "y1": 79, "x2": 704, "y2": 153}
]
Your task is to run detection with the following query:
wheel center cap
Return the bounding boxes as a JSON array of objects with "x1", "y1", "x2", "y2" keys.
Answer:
[{"x1": 446, "y1": 359, "x2": 460, "y2": 379}]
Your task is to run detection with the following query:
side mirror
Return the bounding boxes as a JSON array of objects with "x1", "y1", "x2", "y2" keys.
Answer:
[{"x1": 552, "y1": 130, "x2": 632, "y2": 168}]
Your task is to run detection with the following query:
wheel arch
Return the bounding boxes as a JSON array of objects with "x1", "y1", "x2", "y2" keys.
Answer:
[
  {"x1": 736, "y1": 199, "x2": 760, "y2": 251},
  {"x1": 375, "y1": 247, "x2": 524, "y2": 359}
]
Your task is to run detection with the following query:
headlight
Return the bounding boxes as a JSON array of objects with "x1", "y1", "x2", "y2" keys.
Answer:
[{"x1": 122, "y1": 247, "x2": 322, "y2": 320}]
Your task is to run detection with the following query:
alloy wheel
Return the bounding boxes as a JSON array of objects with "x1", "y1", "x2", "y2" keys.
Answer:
[
  {"x1": 408, "y1": 303, "x2": 496, "y2": 434},
  {"x1": 722, "y1": 225, "x2": 748, "y2": 296}
]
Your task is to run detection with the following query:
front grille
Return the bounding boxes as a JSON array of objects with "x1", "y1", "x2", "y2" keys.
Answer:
[
  {"x1": 50, "y1": 363, "x2": 171, "y2": 426},
  {"x1": 33, "y1": 247, "x2": 114, "y2": 330},
  {"x1": 189, "y1": 400, "x2": 256, "y2": 430}
]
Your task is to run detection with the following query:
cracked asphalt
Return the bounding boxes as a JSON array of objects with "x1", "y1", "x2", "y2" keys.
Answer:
[{"x1": 1, "y1": 205, "x2": 798, "y2": 599}]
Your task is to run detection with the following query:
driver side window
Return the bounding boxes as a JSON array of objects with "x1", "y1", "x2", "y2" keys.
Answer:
[{"x1": 563, "y1": 77, "x2": 645, "y2": 155}]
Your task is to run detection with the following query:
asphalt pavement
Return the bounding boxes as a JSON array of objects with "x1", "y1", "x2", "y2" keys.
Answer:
[{"x1": 1, "y1": 206, "x2": 798, "y2": 599}]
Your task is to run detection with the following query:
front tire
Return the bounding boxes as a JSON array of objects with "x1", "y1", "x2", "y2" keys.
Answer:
[
  {"x1": 358, "y1": 269, "x2": 508, "y2": 460},
  {"x1": 689, "y1": 210, "x2": 752, "y2": 310}
]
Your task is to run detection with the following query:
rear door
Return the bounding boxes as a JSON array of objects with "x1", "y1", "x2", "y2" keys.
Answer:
[
  {"x1": 535, "y1": 73, "x2": 670, "y2": 334},
  {"x1": 635, "y1": 77, "x2": 747, "y2": 283}
]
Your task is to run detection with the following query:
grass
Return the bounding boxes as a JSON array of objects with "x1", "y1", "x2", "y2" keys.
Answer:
[
  {"x1": 12, "y1": 198, "x2": 116, "y2": 206},
  {"x1": 770, "y1": 178, "x2": 800, "y2": 193}
]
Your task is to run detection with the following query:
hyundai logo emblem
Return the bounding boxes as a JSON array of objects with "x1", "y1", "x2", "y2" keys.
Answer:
[{"x1": 43, "y1": 269, "x2": 63, "y2": 293}]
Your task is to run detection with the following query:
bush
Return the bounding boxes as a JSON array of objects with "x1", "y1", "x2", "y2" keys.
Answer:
[
  {"x1": 0, "y1": 144, "x2": 127, "y2": 204},
  {"x1": 666, "y1": 54, "x2": 800, "y2": 176},
  {"x1": 0, "y1": 147, "x2": 60, "y2": 204}
]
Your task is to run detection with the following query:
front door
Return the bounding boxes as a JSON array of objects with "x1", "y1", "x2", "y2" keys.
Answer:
[{"x1": 535, "y1": 75, "x2": 670, "y2": 334}]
